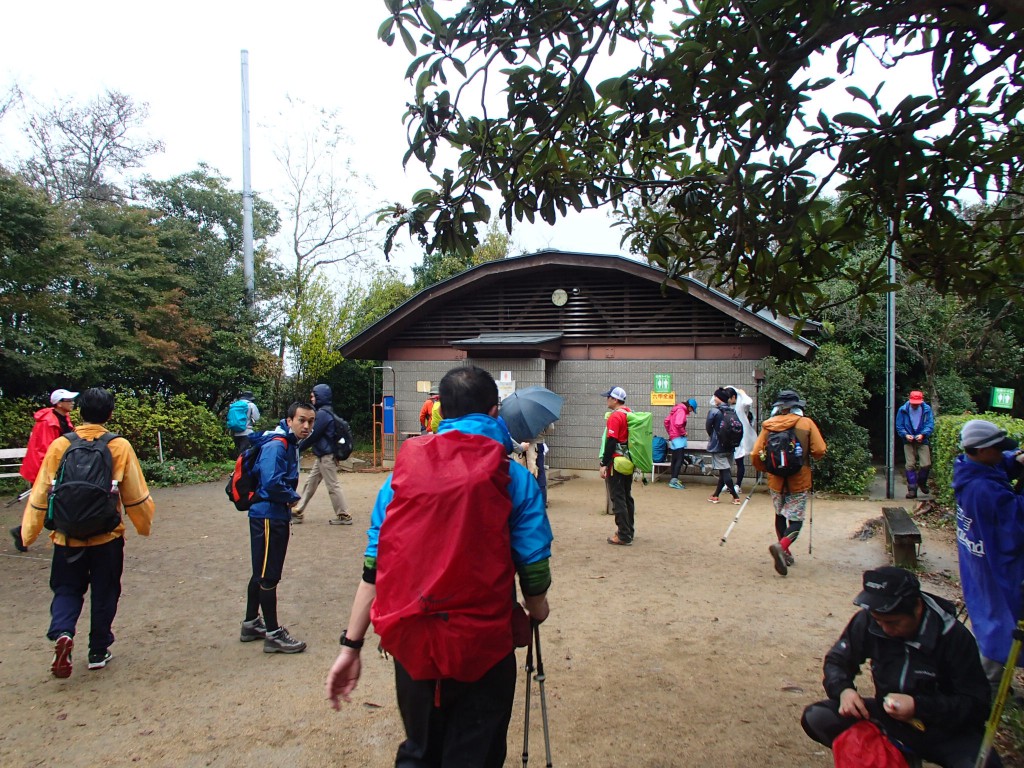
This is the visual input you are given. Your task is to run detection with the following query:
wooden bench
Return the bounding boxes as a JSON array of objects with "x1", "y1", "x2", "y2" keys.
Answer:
[
  {"x1": 0, "y1": 448, "x2": 27, "y2": 480},
  {"x1": 882, "y1": 506, "x2": 922, "y2": 568},
  {"x1": 650, "y1": 440, "x2": 711, "y2": 483}
]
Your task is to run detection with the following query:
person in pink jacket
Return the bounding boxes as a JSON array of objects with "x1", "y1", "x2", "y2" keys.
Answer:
[
  {"x1": 10, "y1": 388, "x2": 77, "y2": 552},
  {"x1": 664, "y1": 397, "x2": 697, "y2": 490}
]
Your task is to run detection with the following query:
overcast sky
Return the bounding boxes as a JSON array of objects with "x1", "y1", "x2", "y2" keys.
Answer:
[{"x1": 0, "y1": 1, "x2": 632, "y2": 278}]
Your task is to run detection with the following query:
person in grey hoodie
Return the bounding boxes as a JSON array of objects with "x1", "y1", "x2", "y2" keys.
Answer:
[{"x1": 291, "y1": 384, "x2": 352, "y2": 525}]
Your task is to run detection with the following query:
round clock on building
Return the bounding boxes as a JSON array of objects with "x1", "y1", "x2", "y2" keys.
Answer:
[{"x1": 551, "y1": 289, "x2": 568, "y2": 307}]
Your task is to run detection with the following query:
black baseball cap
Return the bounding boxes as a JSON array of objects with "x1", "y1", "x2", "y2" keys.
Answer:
[{"x1": 854, "y1": 567, "x2": 921, "y2": 613}]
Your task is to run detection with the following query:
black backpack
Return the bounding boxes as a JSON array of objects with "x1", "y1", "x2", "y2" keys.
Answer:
[
  {"x1": 323, "y1": 406, "x2": 354, "y2": 461},
  {"x1": 46, "y1": 432, "x2": 122, "y2": 539},
  {"x1": 763, "y1": 427, "x2": 804, "y2": 477},
  {"x1": 715, "y1": 407, "x2": 745, "y2": 451}
]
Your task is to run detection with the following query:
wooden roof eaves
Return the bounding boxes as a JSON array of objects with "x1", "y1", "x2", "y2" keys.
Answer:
[{"x1": 339, "y1": 250, "x2": 815, "y2": 359}]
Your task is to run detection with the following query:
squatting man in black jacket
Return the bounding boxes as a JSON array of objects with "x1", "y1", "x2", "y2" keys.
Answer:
[{"x1": 801, "y1": 566, "x2": 1000, "y2": 767}]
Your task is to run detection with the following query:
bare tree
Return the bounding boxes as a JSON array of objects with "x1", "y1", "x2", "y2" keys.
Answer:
[{"x1": 21, "y1": 89, "x2": 164, "y2": 202}]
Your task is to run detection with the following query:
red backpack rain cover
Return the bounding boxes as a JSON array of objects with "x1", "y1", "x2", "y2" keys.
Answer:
[
  {"x1": 371, "y1": 430, "x2": 515, "y2": 682},
  {"x1": 832, "y1": 721, "x2": 909, "y2": 768}
]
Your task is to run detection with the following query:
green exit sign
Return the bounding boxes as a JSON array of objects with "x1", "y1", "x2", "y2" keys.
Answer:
[
  {"x1": 991, "y1": 387, "x2": 1015, "y2": 409},
  {"x1": 653, "y1": 374, "x2": 672, "y2": 394}
]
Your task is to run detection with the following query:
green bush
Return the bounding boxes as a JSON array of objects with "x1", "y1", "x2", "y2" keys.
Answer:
[
  {"x1": 139, "y1": 458, "x2": 235, "y2": 487},
  {"x1": 931, "y1": 411, "x2": 1024, "y2": 508},
  {"x1": 108, "y1": 393, "x2": 234, "y2": 462},
  {"x1": 764, "y1": 343, "x2": 876, "y2": 495},
  {"x1": 0, "y1": 397, "x2": 40, "y2": 448}
]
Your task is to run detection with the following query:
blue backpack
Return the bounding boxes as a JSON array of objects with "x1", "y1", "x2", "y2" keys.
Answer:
[
  {"x1": 651, "y1": 435, "x2": 668, "y2": 463},
  {"x1": 226, "y1": 400, "x2": 250, "y2": 433}
]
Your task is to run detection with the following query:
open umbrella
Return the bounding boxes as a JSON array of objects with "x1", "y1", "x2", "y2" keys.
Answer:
[{"x1": 499, "y1": 386, "x2": 563, "y2": 443}]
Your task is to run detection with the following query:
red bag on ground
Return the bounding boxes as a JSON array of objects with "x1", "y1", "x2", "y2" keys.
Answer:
[
  {"x1": 372, "y1": 431, "x2": 517, "y2": 682},
  {"x1": 833, "y1": 721, "x2": 909, "y2": 768}
]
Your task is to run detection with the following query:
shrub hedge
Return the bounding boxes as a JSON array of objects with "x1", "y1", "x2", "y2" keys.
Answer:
[{"x1": 930, "y1": 412, "x2": 1024, "y2": 508}]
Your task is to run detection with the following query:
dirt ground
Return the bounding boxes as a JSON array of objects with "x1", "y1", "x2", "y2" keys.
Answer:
[{"x1": 0, "y1": 468, "x2": 967, "y2": 768}]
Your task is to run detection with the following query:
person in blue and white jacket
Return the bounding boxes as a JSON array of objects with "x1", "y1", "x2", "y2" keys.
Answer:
[
  {"x1": 953, "y1": 419, "x2": 1024, "y2": 695},
  {"x1": 896, "y1": 390, "x2": 934, "y2": 498},
  {"x1": 239, "y1": 401, "x2": 315, "y2": 655}
]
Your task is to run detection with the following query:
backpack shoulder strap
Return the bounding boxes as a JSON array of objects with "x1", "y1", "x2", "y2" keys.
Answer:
[{"x1": 97, "y1": 431, "x2": 121, "y2": 446}]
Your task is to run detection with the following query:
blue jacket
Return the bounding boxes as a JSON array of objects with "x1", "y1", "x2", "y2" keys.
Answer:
[
  {"x1": 952, "y1": 451, "x2": 1024, "y2": 663},
  {"x1": 300, "y1": 383, "x2": 337, "y2": 457},
  {"x1": 364, "y1": 413, "x2": 552, "y2": 569},
  {"x1": 248, "y1": 428, "x2": 301, "y2": 521},
  {"x1": 896, "y1": 401, "x2": 934, "y2": 444}
]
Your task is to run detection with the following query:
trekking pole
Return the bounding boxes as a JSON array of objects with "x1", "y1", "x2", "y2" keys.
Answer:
[
  {"x1": 807, "y1": 461, "x2": 815, "y2": 555},
  {"x1": 533, "y1": 622, "x2": 553, "y2": 768},
  {"x1": 720, "y1": 474, "x2": 762, "y2": 546},
  {"x1": 5, "y1": 488, "x2": 30, "y2": 508},
  {"x1": 975, "y1": 581, "x2": 1024, "y2": 768},
  {"x1": 522, "y1": 628, "x2": 534, "y2": 767}
]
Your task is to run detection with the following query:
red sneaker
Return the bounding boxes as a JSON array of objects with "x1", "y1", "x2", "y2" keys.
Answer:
[
  {"x1": 51, "y1": 633, "x2": 73, "y2": 678},
  {"x1": 706, "y1": 496, "x2": 720, "y2": 504}
]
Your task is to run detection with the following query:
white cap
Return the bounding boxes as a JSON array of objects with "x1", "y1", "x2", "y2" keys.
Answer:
[
  {"x1": 602, "y1": 386, "x2": 627, "y2": 402},
  {"x1": 50, "y1": 389, "x2": 79, "y2": 405}
]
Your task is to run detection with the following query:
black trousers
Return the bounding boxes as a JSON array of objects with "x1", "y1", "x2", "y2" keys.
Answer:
[
  {"x1": 393, "y1": 652, "x2": 517, "y2": 768},
  {"x1": 48, "y1": 537, "x2": 124, "y2": 653},
  {"x1": 801, "y1": 698, "x2": 1001, "y2": 768},
  {"x1": 607, "y1": 470, "x2": 635, "y2": 542}
]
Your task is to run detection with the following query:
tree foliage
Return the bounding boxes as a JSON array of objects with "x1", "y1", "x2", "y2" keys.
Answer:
[{"x1": 377, "y1": 0, "x2": 1024, "y2": 314}]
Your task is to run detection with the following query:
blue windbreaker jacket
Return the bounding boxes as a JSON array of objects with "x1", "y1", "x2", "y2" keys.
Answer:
[
  {"x1": 952, "y1": 451, "x2": 1024, "y2": 663},
  {"x1": 895, "y1": 401, "x2": 934, "y2": 443},
  {"x1": 248, "y1": 428, "x2": 301, "y2": 521},
  {"x1": 364, "y1": 413, "x2": 552, "y2": 569}
]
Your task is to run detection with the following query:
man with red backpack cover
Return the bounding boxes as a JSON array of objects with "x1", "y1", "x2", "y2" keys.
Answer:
[
  {"x1": 326, "y1": 365, "x2": 553, "y2": 767},
  {"x1": 802, "y1": 567, "x2": 999, "y2": 767}
]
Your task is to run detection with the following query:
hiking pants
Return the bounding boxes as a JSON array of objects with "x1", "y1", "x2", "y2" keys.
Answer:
[
  {"x1": 393, "y1": 652, "x2": 517, "y2": 768},
  {"x1": 48, "y1": 537, "x2": 124, "y2": 654},
  {"x1": 607, "y1": 470, "x2": 635, "y2": 542},
  {"x1": 293, "y1": 453, "x2": 348, "y2": 519},
  {"x1": 801, "y1": 698, "x2": 1001, "y2": 768},
  {"x1": 670, "y1": 447, "x2": 687, "y2": 480}
]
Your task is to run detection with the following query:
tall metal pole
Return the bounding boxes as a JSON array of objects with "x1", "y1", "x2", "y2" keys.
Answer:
[
  {"x1": 241, "y1": 50, "x2": 255, "y2": 307},
  {"x1": 885, "y1": 218, "x2": 897, "y2": 500}
]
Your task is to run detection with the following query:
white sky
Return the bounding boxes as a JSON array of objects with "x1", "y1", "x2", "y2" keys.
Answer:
[{"x1": 0, "y1": 1, "x2": 630, "y2": 279}]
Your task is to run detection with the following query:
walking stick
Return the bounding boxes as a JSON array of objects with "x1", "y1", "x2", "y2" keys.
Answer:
[
  {"x1": 975, "y1": 582, "x2": 1024, "y2": 768},
  {"x1": 533, "y1": 622, "x2": 553, "y2": 768},
  {"x1": 720, "y1": 474, "x2": 762, "y2": 546},
  {"x1": 522, "y1": 630, "x2": 534, "y2": 767},
  {"x1": 5, "y1": 488, "x2": 30, "y2": 507},
  {"x1": 807, "y1": 483, "x2": 814, "y2": 555}
]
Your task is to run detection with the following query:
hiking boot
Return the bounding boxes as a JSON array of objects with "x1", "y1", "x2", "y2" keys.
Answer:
[
  {"x1": 51, "y1": 633, "x2": 73, "y2": 678},
  {"x1": 784, "y1": 551, "x2": 796, "y2": 567},
  {"x1": 607, "y1": 534, "x2": 632, "y2": 546},
  {"x1": 87, "y1": 650, "x2": 112, "y2": 670},
  {"x1": 668, "y1": 479, "x2": 685, "y2": 490},
  {"x1": 707, "y1": 496, "x2": 720, "y2": 504},
  {"x1": 905, "y1": 487, "x2": 918, "y2": 499},
  {"x1": 769, "y1": 543, "x2": 789, "y2": 576},
  {"x1": 328, "y1": 514, "x2": 353, "y2": 526},
  {"x1": 240, "y1": 616, "x2": 267, "y2": 642},
  {"x1": 264, "y1": 627, "x2": 307, "y2": 654},
  {"x1": 10, "y1": 526, "x2": 27, "y2": 552}
]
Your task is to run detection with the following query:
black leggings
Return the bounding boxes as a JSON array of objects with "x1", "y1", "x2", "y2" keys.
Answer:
[
  {"x1": 714, "y1": 468, "x2": 738, "y2": 499},
  {"x1": 775, "y1": 514, "x2": 803, "y2": 544},
  {"x1": 735, "y1": 457, "x2": 746, "y2": 486},
  {"x1": 670, "y1": 447, "x2": 686, "y2": 479}
]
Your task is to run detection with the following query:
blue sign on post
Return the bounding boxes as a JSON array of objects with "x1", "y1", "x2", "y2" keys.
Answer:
[{"x1": 383, "y1": 395, "x2": 395, "y2": 434}]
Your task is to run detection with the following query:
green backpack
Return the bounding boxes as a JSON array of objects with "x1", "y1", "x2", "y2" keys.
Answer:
[{"x1": 598, "y1": 411, "x2": 654, "y2": 475}]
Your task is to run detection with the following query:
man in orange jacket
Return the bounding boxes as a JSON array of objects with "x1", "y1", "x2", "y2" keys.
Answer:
[{"x1": 751, "y1": 390, "x2": 826, "y2": 577}]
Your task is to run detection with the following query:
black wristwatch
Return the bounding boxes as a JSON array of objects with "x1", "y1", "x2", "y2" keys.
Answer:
[{"x1": 339, "y1": 630, "x2": 364, "y2": 650}]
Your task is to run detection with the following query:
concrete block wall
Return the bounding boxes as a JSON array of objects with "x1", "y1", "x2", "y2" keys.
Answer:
[{"x1": 546, "y1": 359, "x2": 765, "y2": 470}]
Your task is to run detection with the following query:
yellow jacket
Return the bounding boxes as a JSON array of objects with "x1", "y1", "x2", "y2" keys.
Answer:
[
  {"x1": 751, "y1": 413, "x2": 826, "y2": 493},
  {"x1": 21, "y1": 424, "x2": 155, "y2": 547}
]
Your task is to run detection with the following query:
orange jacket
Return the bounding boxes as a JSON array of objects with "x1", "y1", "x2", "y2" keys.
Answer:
[
  {"x1": 419, "y1": 397, "x2": 437, "y2": 429},
  {"x1": 751, "y1": 413, "x2": 826, "y2": 493}
]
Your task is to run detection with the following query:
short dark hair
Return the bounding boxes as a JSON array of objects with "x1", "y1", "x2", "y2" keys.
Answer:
[
  {"x1": 439, "y1": 365, "x2": 498, "y2": 419},
  {"x1": 78, "y1": 388, "x2": 115, "y2": 424},
  {"x1": 287, "y1": 401, "x2": 315, "y2": 419}
]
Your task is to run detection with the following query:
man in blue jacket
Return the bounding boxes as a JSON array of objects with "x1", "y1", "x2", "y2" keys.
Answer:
[
  {"x1": 325, "y1": 365, "x2": 552, "y2": 767},
  {"x1": 953, "y1": 419, "x2": 1024, "y2": 694},
  {"x1": 292, "y1": 383, "x2": 351, "y2": 525},
  {"x1": 896, "y1": 390, "x2": 934, "y2": 498},
  {"x1": 239, "y1": 401, "x2": 315, "y2": 654}
]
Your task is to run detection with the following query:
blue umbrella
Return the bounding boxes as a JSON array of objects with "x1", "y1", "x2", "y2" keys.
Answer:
[{"x1": 499, "y1": 386, "x2": 563, "y2": 443}]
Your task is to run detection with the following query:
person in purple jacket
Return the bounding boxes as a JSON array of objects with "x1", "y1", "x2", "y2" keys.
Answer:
[{"x1": 952, "y1": 419, "x2": 1024, "y2": 695}]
